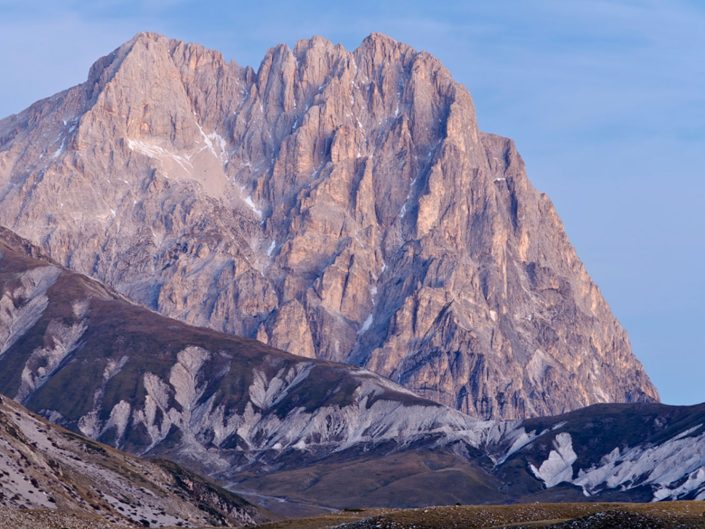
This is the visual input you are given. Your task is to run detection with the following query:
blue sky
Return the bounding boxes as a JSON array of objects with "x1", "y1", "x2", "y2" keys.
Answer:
[{"x1": 1, "y1": 1, "x2": 703, "y2": 405}]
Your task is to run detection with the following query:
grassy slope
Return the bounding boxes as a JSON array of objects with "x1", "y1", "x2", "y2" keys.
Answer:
[{"x1": 234, "y1": 448, "x2": 504, "y2": 509}]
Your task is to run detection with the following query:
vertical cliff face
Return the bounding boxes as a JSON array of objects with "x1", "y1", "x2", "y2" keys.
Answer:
[{"x1": 0, "y1": 32, "x2": 657, "y2": 418}]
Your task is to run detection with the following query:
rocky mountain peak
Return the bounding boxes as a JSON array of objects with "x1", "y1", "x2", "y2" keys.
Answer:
[
  {"x1": 0, "y1": 32, "x2": 658, "y2": 419},
  {"x1": 356, "y1": 31, "x2": 415, "y2": 65}
]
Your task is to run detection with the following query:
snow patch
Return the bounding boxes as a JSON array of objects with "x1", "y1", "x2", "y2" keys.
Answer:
[
  {"x1": 357, "y1": 314, "x2": 373, "y2": 335},
  {"x1": 249, "y1": 364, "x2": 314, "y2": 411},
  {"x1": 195, "y1": 121, "x2": 229, "y2": 164},
  {"x1": 170, "y1": 346, "x2": 210, "y2": 413},
  {"x1": 238, "y1": 186, "x2": 262, "y2": 218},
  {"x1": 573, "y1": 427, "x2": 705, "y2": 500},
  {"x1": 530, "y1": 432, "x2": 577, "y2": 487},
  {"x1": 127, "y1": 138, "x2": 192, "y2": 171},
  {"x1": 51, "y1": 139, "x2": 65, "y2": 159},
  {"x1": 16, "y1": 319, "x2": 87, "y2": 402},
  {"x1": 0, "y1": 266, "x2": 61, "y2": 357}
]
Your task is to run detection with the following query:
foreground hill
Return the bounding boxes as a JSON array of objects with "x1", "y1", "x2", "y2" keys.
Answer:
[
  {"x1": 0, "y1": 394, "x2": 258, "y2": 527},
  {"x1": 0, "y1": 226, "x2": 703, "y2": 512},
  {"x1": 0, "y1": 31, "x2": 656, "y2": 418}
]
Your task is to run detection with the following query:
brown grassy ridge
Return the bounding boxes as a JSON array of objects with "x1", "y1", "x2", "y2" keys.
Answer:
[
  {"x1": 251, "y1": 502, "x2": 705, "y2": 529},
  {"x1": 233, "y1": 449, "x2": 504, "y2": 510}
]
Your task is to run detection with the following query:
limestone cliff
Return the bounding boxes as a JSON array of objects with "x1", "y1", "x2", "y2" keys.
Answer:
[{"x1": 0, "y1": 32, "x2": 657, "y2": 418}]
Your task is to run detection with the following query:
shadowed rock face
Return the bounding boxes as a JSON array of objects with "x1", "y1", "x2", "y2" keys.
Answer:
[{"x1": 0, "y1": 31, "x2": 657, "y2": 418}]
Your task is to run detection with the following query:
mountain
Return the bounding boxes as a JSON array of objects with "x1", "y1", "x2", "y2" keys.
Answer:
[
  {"x1": 0, "y1": 226, "x2": 702, "y2": 513},
  {"x1": 0, "y1": 32, "x2": 656, "y2": 419},
  {"x1": 236, "y1": 402, "x2": 705, "y2": 510},
  {"x1": 511, "y1": 402, "x2": 705, "y2": 502},
  {"x1": 0, "y1": 224, "x2": 496, "y2": 510},
  {"x1": 0, "y1": 393, "x2": 259, "y2": 528}
]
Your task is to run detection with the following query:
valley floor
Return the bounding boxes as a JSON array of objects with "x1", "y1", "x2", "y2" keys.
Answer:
[
  {"x1": 2, "y1": 501, "x2": 705, "y2": 528},
  {"x1": 256, "y1": 502, "x2": 705, "y2": 529}
]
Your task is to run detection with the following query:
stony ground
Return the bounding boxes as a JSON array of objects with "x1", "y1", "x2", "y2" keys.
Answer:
[
  {"x1": 257, "y1": 502, "x2": 705, "y2": 529},
  {"x1": 1, "y1": 502, "x2": 704, "y2": 528},
  {"x1": 0, "y1": 507, "x2": 129, "y2": 529}
]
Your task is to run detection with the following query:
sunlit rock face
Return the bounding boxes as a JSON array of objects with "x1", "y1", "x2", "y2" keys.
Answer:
[{"x1": 0, "y1": 32, "x2": 657, "y2": 418}]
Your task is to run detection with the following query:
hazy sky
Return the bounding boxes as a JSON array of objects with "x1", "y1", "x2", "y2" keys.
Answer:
[{"x1": 1, "y1": 1, "x2": 703, "y2": 405}]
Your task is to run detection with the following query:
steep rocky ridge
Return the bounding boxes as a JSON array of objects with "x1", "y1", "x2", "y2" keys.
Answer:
[
  {"x1": 0, "y1": 394, "x2": 259, "y2": 527},
  {"x1": 0, "y1": 32, "x2": 657, "y2": 418}
]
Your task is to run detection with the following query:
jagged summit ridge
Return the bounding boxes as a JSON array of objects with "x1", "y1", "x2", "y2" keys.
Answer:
[{"x1": 0, "y1": 32, "x2": 657, "y2": 419}]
